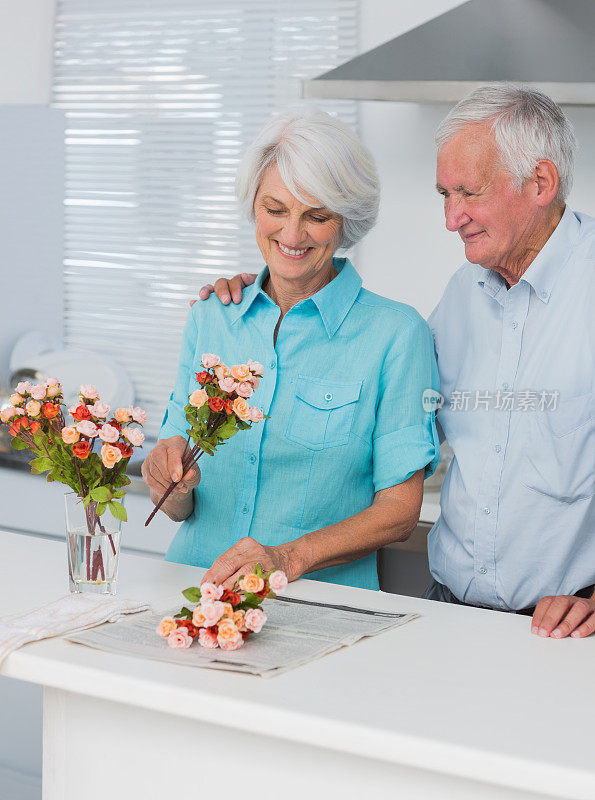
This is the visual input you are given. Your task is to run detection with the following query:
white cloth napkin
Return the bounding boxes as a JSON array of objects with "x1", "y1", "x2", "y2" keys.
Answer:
[{"x1": 0, "y1": 593, "x2": 150, "y2": 666}]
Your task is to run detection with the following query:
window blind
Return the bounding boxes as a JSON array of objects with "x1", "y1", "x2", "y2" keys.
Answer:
[{"x1": 52, "y1": 0, "x2": 358, "y2": 438}]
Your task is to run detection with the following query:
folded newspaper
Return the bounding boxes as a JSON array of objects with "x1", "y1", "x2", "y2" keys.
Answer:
[{"x1": 68, "y1": 595, "x2": 419, "y2": 677}]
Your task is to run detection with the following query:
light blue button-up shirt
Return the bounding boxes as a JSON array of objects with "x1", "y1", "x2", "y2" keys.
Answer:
[
  {"x1": 429, "y1": 207, "x2": 595, "y2": 610},
  {"x1": 160, "y1": 258, "x2": 439, "y2": 589}
]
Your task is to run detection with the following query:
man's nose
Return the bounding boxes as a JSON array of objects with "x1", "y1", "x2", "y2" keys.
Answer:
[{"x1": 445, "y1": 198, "x2": 471, "y2": 232}]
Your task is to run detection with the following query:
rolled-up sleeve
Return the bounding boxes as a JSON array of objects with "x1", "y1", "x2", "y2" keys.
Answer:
[
  {"x1": 159, "y1": 308, "x2": 198, "y2": 441},
  {"x1": 372, "y1": 313, "x2": 440, "y2": 491}
]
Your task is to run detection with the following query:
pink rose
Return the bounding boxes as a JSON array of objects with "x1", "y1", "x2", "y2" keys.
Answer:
[
  {"x1": 268, "y1": 570, "x2": 288, "y2": 593},
  {"x1": 46, "y1": 384, "x2": 61, "y2": 398},
  {"x1": 198, "y1": 628, "x2": 219, "y2": 648},
  {"x1": 200, "y1": 601, "x2": 225, "y2": 627},
  {"x1": 89, "y1": 401, "x2": 110, "y2": 418},
  {"x1": 200, "y1": 582, "x2": 224, "y2": 602},
  {"x1": 113, "y1": 407, "x2": 131, "y2": 423},
  {"x1": 76, "y1": 421, "x2": 99, "y2": 438},
  {"x1": 248, "y1": 359, "x2": 264, "y2": 377},
  {"x1": 218, "y1": 635, "x2": 244, "y2": 651},
  {"x1": 167, "y1": 627, "x2": 193, "y2": 649},
  {"x1": 250, "y1": 376, "x2": 260, "y2": 390},
  {"x1": 0, "y1": 407, "x2": 16, "y2": 422},
  {"x1": 61, "y1": 426, "x2": 80, "y2": 445},
  {"x1": 25, "y1": 400, "x2": 41, "y2": 417},
  {"x1": 79, "y1": 384, "x2": 99, "y2": 400},
  {"x1": 122, "y1": 426, "x2": 145, "y2": 446},
  {"x1": 235, "y1": 381, "x2": 253, "y2": 398},
  {"x1": 30, "y1": 384, "x2": 47, "y2": 401},
  {"x1": 131, "y1": 407, "x2": 147, "y2": 425},
  {"x1": 201, "y1": 353, "x2": 220, "y2": 369},
  {"x1": 46, "y1": 376, "x2": 60, "y2": 386},
  {"x1": 13, "y1": 407, "x2": 25, "y2": 416},
  {"x1": 15, "y1": 381, "x2": 31, "y2": 395},
  {"x1": 189, "y1": 388, "x2": 208, "y2": 408},
  {"x1": 213, "y1": 364, "x2": 230, "y2": 381},
  {"x1": 244, "y1": 608, "x2": 267, "y2": 633},
  {"x1": 218, "y1": 377, "x2": 236, "y2": 393},
  {"x1": 156, "y1": 616, "x2": 178, "y2": 638},
  {"x1": 249, "y1": 406, "x2": 264, "y2": 423},
  {"x1": 9, "y1": 394, "x2": 23, "y2": 406},
  {"x1": 98, "y1": 423, "x2": 120, "y2": 443}
]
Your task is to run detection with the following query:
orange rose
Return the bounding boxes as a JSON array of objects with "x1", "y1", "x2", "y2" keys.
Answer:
[
  {"x1": 238, "y1": 573, "x2": 265, "y2": 593},
  {"x1": 232, "y1": 397, "x2": 251, "y2": 421},
  {"x1": 101, "y1": 443, "x2": 122, "y2": 468},
  {"x1": 42, "y1": 402, "x2": 60, "y2": 419},
  {"x1": 216, "y1": 619, "x2": 240, "y2": 642},
  {"x1": 25, "y1": 400, "x2": 41, "y2": 417},
  {"x1": 221, "y1": 602, "x2": 234, "y2": 619},
  {"x1": 113, "y1": 407, "x2": 131, "y2": 423},
  {"x1": 156, "y1": 616, "x2": 177, "y2": 638},
  {"x1": 230, "y1": 364, "x2": 250, "y2": 381},
  {"x1": 188, "y1": 389, "x2": 208, "y2": 408},
  {"x1": 213, "y1": 364, "x2": 230, "y2": 381},
  {"x1": 72, "y1": 441, "x2": 91, "y2": 459},
  {"x1": 29, "y1": 420, "x2": 41, "y2": 434},
  {"x1": 192, "y1": 607, "x2": 206, "y2": 627},
  {"x1": 233, "y1": 610, "x2": 247, "y2": 632},
  {"x1": 62, "y1": 426, "x2": 80, "y2": 445}
]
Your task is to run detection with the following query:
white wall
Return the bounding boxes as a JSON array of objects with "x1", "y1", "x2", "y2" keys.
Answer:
[
  {"x1": 355, "y1": 0, "x2": 595, "y2": 318},
  {"x1": 0, "y1": 0, "x2": 55, "y2": 104}
]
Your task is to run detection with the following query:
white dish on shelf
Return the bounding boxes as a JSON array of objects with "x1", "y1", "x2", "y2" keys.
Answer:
[{"x1": 17, "y1": 350, "x2": 135, "y2": 410}]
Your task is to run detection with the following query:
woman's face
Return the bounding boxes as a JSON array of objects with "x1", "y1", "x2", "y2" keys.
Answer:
[{"x1": 253, "y1": 164, "x2": 342, "y2": 284}]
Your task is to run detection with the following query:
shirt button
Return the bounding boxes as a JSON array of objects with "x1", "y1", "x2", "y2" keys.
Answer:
[
  {"x1": 248, "y1": 454, "x2": 256, "y2": 464},
  {"x1": 324, "y1": 392, "x2": 333, "y2": 402},
  {"x1": 241, "y1": 504, "x2": 248, "y2": 514},
  {"x1": 512, "y1": 321, "x2": 518, "y2": 330},
  {"x1": 483, "y1": 507, "x2": 490, "y2": 515},
  {"x1": 502, "y1": 383, "x2": 509, "y2": 390},
  {"x1": 479, "y1": 567, "x2": 487, "y2": 575},
  {"x1": 494, "y1": 444, "x2": 501, "y2": 453},
  {"x1": 269, "y1": 359, "x2": 276, "y2": 369}
]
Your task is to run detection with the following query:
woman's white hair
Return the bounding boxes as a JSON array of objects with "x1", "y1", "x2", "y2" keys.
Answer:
[
  {"x1": 235, "y1": 108, "x2": 380, "y2": 250},
  {"x1": 435, "y1": 83, "x2": 577, "y2": 200}
]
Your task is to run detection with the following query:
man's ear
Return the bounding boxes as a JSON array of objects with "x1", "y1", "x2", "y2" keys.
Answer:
[{"x1": 534, "y1": 159, "x2": 560, "y2": 207}]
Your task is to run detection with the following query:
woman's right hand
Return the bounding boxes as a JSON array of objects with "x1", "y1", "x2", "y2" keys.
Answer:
[
  {"x1": 141, "y1": 435, "x2": 201, "y2": 499},
  {"x1": 190, "y1": 272, "x2": 256, "y2": 307}
]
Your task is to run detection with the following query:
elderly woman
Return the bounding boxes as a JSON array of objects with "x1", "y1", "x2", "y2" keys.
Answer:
[{"x1": 142, "y1": 109, "x2": 439, "y2": 590}]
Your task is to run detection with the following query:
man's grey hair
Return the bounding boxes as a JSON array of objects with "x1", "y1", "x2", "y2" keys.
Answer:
[
  {"x1": 435, "y1": 83, "x2": 577, "y2": 200},
  {"x1": 236, "y1": 108, "x2": 380, "y2": 250}
]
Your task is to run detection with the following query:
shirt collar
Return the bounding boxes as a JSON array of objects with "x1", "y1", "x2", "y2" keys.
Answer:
[
  {"x1": 231, "y1": 257, "x2": 362, "y2": 338},
  {"x1": 477, "y1": 206, "x2": 581, "y2": 304}
]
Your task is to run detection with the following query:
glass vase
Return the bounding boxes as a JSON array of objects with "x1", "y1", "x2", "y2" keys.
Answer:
[{"x1": 65, "y1": 492, "x2": 123, "y2": 594}]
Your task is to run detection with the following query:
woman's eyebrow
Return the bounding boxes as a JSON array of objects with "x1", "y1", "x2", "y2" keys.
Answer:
[{"x1": 261, "y1": 195, "x2": 285, "y2": 205}]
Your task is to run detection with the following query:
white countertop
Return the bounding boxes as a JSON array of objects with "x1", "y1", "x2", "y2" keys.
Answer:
[{"x1": 1, "y1": 530, "x2": 593, "y2": 799}]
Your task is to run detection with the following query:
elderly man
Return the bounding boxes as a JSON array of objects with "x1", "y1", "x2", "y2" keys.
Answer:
[{"x1": 196, "y1": 84, "x2": 595, "y2": 638}]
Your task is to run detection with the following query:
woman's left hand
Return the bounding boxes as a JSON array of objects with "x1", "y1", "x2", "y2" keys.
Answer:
[{"x1": 201, "y1": 537, "x2": 298, "y2": 589}]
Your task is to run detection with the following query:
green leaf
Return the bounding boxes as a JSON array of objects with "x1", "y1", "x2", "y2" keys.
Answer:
[
  {"x1": 182, "y1": 586, "x2": 202, "y2": 603},
  {"x1": 175, "y1": 606, "x2": 193, "y2": 620},
  {"x1": 120, "y1": 475, "x2": 131, "y2": 487},
  {"x1": 10, "y1": 436, "x2": 28, "y2": 451},
  {"x1": 254, "y1": 562, "x2": 263, "y2": 577},
  {"x1": 215, "y1": 420, "x2": 238, "y2": 440},
  {"x1": 83, "y1": 495, "x2": 91, "y2": 508},
  {"x1": 108, "y1": 500, "x2": 127, "y2": 522},
  {"x1": 112, "y1": 490, "x2": 125, "y2": 499},
  {"x1": 30, "y1": 456, "x2": 53, "y2": 475},
  {"x1": 96, "y1": 501, "x2": 107, "y2": 516},
  {"x1": 90, "y1": 486, "x2": 112, "y2": 502}
]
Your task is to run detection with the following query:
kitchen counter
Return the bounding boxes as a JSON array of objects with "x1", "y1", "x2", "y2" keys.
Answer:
[{"x1": 1, "y1": 531, "x2": 593, "y2": 800}]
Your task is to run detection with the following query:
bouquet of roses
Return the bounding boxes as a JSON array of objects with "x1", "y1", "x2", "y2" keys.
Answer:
[
  {"x1": 0, "y1": 379, "x2": 146, "y2": 528},
  {"x1": 145, "y1": 353, "x2": 265, "y2": 526},
  {"x1": 156, "y1": 564, "x2": 288, "y2": 651}
]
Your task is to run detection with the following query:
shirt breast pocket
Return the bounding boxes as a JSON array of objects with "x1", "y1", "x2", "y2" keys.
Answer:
[
  {"x1": 285, "y1": 377, "x2": 363, "y2": 451},
  {"x1": 522, "y1": 394, "x2": 594, "y2": 503}
]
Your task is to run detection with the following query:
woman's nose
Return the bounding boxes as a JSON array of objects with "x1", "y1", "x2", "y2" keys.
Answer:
[{"x1": 280, "y1": 217, "x2": 307, "y2": 246}]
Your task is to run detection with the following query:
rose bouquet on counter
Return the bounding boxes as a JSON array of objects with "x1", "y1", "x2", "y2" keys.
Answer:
[
  {"x1": 0, "y1": 379, "x2": 147, "y2": 589},
  {"x1": 145, "y1": 354, "x2": 266, "y2": 526},
  {"x1": 156, "y1": 564, "x2": 288, "y2": 651}
]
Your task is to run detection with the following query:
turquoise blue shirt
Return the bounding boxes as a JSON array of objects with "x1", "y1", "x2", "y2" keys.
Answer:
[
  {"x1": 160, "y1": 258, "x2": 439, "y2": 589},
  {"x1": 429, "y1": 208, "x2": 595, "y2": 610}
]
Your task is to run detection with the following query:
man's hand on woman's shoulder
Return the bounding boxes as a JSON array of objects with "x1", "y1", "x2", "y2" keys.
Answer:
[{"x1": 189, "y1": 272, "x2": 257, "y2": 307}]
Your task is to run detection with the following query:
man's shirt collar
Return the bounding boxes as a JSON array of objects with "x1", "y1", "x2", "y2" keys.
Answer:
[
  {"x1": 477, "y1": 206, "x2": 581, "y2": 305},
  {"x1": 230, "y1": 257, "x2": 362, "y2": 338}
]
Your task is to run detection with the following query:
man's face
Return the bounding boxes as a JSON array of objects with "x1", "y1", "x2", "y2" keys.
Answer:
[{"x1": 436, "y1": 124, "x2": 539, "y2": 270}]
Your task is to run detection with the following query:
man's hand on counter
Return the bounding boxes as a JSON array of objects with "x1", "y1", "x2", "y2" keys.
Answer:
[
  {"x1": 531, "y1": 593, "x2": 595, "y2": 639},
  {"x1": 141, "y1": 436, "x2": 201, "y2": 522}
]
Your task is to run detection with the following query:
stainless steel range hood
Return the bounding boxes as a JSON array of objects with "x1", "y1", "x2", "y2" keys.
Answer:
[{"x1": 303, "y1": 0, "x2": 595, "y2": 105}]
